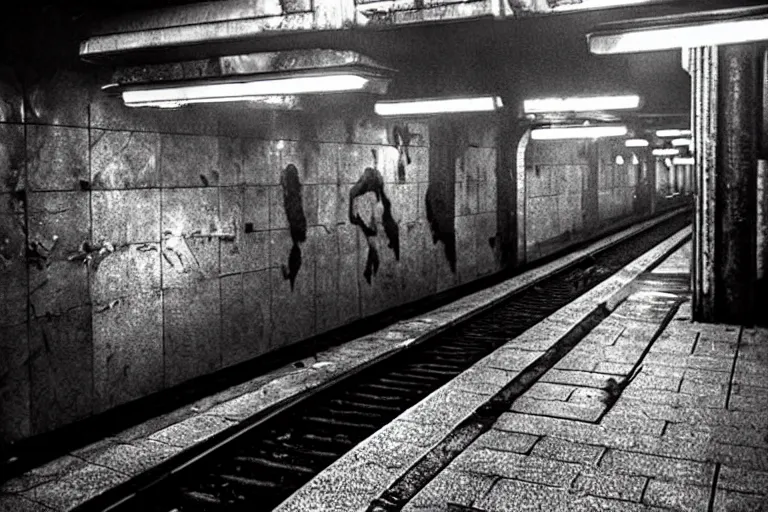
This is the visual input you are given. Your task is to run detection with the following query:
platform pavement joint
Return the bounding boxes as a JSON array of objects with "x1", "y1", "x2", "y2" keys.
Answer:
[
  {"x1": 0, "y1": 211, "x2": 687, "y2": 512},
  {"x1": 402, "y1": 255, "x2": 768, "y2": 512},
  {"x1": 273, "y1": 229, "x2": 693, "y2": 512}
]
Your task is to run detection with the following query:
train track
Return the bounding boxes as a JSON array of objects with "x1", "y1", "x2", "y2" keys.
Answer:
[{"x1": 86, "y1": 213, "x2": 690, "y2": 512}]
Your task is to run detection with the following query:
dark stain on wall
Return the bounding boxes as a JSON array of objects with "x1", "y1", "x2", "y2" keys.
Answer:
[
  {"x1": 426, "y1": 123, "x2": 458, "y2": 273},
  {"x1": 349, "y1": 150, "x2": 400, "y2": 284},
  {"x1": 280, "y1": 164, "x2": 307, "y2": 290},
  {"x1": 425, "y1": 184, "x2": 456, "y2": 272},
  {"x1": 392, "y1": 125, "x2": 413, "y2": 183}
]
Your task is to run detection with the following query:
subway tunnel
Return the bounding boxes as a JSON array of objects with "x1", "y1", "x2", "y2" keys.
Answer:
[{"x1": 0, "y1": 1, "x2": 767, "y2": 510}]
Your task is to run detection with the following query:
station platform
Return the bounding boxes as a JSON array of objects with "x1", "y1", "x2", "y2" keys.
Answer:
[
  {"x1": 3, "y1": 217, "x2": 767, "y2": 512},
  {"x1": 276, "y1": 240, "x2": 768, "y2": 512}
]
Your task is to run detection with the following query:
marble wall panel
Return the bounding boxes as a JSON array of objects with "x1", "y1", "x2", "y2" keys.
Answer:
[
  {"x1": 27, "y1": 126, "x2": 88, "y2": 191},
  {"x1": 337, "y1": 224, "x2": 360, "y2": 325},
  {"x1": 221, "y1": 271, "x2": 271, "y2": 367},
  {"x1": 92, "y1": 290, "x2": 163, "y2": 412},
  {"x1": 0, "y1": 322, "x2": 30, "y2": 444},
  {"x1": 91, "y1": 130, "x2": 160, "y2": 189},
  {"x1": 25, "y1": 68, "x2": 92, "y2": 127},
  {"x1": 163, "y1": 280, "x2": 221, "y2": 387},
  {"x1": 243, "y1": 139, "x2": 282, "y2": 186},
  {"x1": 315, "y1": 228, "x2": 340, "y2": 334},
  {"x1": 269, "y1": 263, "x2": 315, "y2": 350},
  {"x1": 0, "y1": 123, "x2": 25, "y2": 193},
  {"x1": 92, "y1": 189, "x2": 161, "y2": 245},
  {"x1": 27, "y1": 191, "x2": 90, "y2": 316},
  {"x1": 218, "y1": 137, "x2": 245, "y2": 186},
  {"x1": 161, "y1": 134, "x2": 220, "y2": 187},
  {"x1": 0, "y1": 194, "x2": 27, "y2": 327},
  {"x1": 0, "y1": 66, "x2": 24, "y2": 123},
  {"x1": 455, "y1": 215, "x2": 477, "y2": 285},
  {"x1": 29, "y1": 305, "x2": 92, "y2": 434},
  {"x1": 90, "y1": 244, "x2": 161, "y2": 304}
]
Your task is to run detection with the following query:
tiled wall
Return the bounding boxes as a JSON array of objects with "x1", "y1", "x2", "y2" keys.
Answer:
[
  {"x1": 0, "y1": 63, "x2": 500, "y2": 445},
  {"x1": 524, "y1": 139, "x2": 589, "y2": 260},
  {"x1": 597, "y1": 139, "x2": 638, "y2": 222}
]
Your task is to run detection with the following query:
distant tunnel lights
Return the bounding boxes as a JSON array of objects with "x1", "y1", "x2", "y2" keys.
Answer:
[
  {"x1": 656, "y1": 129, "x2": 691, "y2": 138},
  {"x1": 524, "y1": 95, "x2": 640, "y2": 114},
  {"x1": 374, "y1": 96, "x2": 503, "y2": 116},
  {"x1": 588, "y1": 7, "x2": 768, "y2": 54},
  {"x1": 671, "y1": 138, "x2": 692, "y2": 147},
  {"x1": 673, "y1": 157, "x2": 695, "y2": 165},
  {"x1": 530, "y1": 125, "x2": 627, "y2": 140},
  {"x1": 625, "y1": 139, "x2": 649, "y2": 147},
  {"x1": 121, "y1": 74, "x2": 371, "y2": 108},
  {"x1": 652, "y1": 148, "x2": 680, "y2": 156}
]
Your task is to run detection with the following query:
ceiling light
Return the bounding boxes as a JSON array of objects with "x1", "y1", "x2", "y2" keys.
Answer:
[
  {"x1": 530, "y1": 125, "x2": 627, "y2": 140},
  {"x1": 631, "y1": 154, "x2": 640, "y2": 165},
  {"x1": 673, "y1": 157, "x2": 695, "y2": 165},
  {"x1": 652, "y1": 148, "x2": 680, "y2": 156},
  {"x1": 615, "y1": 155, "x2": 625, "y2": 165},
  {"x1": 122, "y1": 74, "x2": 374, "y2": 108},
  {"x1": 656, "y1": 129, "x2": 691, "y2": 137},
  {"x1": 671, "y1": 138, "x2": 692, "y2": 147},
  {"x1": 524, "y1": 95, "x2": 640, "y2": 113},
  {"x1": 374, "y1": 96, "x2": 503, "y2": 116},
  {"x1": 554, "y1": 0, "x2": 652, "y2": 11},
  {"x1": 588, "y1": 6, "x2": 768, "y2": 54},
  {"x1": 625, "y1": 138, "x2": 649, "y2": 147}
]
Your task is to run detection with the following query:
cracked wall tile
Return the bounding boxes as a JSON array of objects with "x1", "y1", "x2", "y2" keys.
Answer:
[
  {"x1": 29, "y1": 305, "x2": 92, "y2": 434},
  {"x1": 0, "y1": 123, "x2": 25, "y2": 193},
  {"x1": 270, "y1": 260, "x2": 315, "y2": 351},
  {"x1": 0, "y1": 66, "x2": 23, "y2": 123},
  {"x1": 91, "y1": 130, "x2": 160, "y2": 189},
  {"x1": 163, "y1": 280, "x2": 221, "y2": 387},
  {"x1": 92, "y1": 189, "x2": 161, "y2": 245},
  {"x1": 27, "y1": 125, "x2": 88, "y2": 192},
  {"x1": 24, "y1": 68, "x2": 92, "y2": 127},
  {"x1": 218, "y1": 137, "x2": 245, "y2": 186},
  {"x1": 27, "y1": 191, "x2": 91, "y2": 315},
  {"x1": 315, "y1": 228, "x2": 340, "y2": 334},
  {"x1": 90, "y1": 244, "x2": 161, "y2": 304},
  {"x1": 0, "y1": 322, "x2": 31, "y2": 445},
  {"x1": 93, "y1": 290, "x2": 163, "y2": 412},
  {"x1": 0, "y1": 193, "x2": 27, "y2": 327},
  {"x1": 160, "y1": 134, "x2": 220, "y2": 187},
  {"x1": 221, "y1": 270, "x2": 270, "y2": 367},
  {"x1": 243, "y1": 139, "x2": 281, "y2": 186}
]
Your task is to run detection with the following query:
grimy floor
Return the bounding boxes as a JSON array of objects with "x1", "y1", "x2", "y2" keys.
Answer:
[{"x1": 401, "y1": 243, "x2": 768, "y2": 512}]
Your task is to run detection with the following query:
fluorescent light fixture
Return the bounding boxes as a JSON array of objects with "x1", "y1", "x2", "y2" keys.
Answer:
[
  {"x1": 652, "y1": 148, "x2": 680, "y2": 156},
  {"x1": 625, "y1": 138, "x2": 649, "y2": 147},
  {"x1": 554, "y1": 0, "x2": 652, "y2": 12},
  {"x1": 671, "y1": 138, "x2": 692, "y2": 147},
  {"x1": 122, "y1": 74, "x2": 370, "y2": 108},
  {"x1": 673, "y1": 157, "x2": 695, "y2": 165},
  {"x1": 588, "y1": 7, "x2": 768, "y2": 54},
  {"x1": 656, "y1": 129, "x2": 691, "y2": 137},
  {"x1": 531, "y1": 125, "x2": 627, "y2": 140},
  {"x1": 523, "y1": 94, "x2": 640, "y2": 114},
  {"x1": 374, "y1": 96, "x2": 503, "y2": 116}
]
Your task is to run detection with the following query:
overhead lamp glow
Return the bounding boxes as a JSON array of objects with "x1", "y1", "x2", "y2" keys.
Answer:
[
  {"x1": 652, "y1": 148, "x2": 680, "y2": 156},
  {"x1": 530, "y1": 125, "x2": 627, "y2": 141},
  {"x1": 671, "y1": 138, "x2": 692, "y2": 147},
  {"x1": 656, "y1": 129, "x2": 691, "y2": 137},
  {"x1": 374, "y1": 96, "x2": 503, "y2": 116},
  {"x1": 122, "y1": 74, "x2": 370, "y2": 108},
  {"x1": 524, "y1": 94, "x2": 640, "y2": 113},
  {"x1": 673, "y1": 157, "x2": 695, "y2": 165},
  {"x1": 554, "y1": 0, "x2": 652, "y2": 12},
  {"x1": 625, "y1": 138, "x2": 649, "y2": 147},
  {"x1": 589, "y1": 9, "x2": 768, "y2": 54}
]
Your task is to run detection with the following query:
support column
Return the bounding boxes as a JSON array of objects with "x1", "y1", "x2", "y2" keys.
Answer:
[{"x1": 690, "y1": 44, "x2": 761, "y2": 324}]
